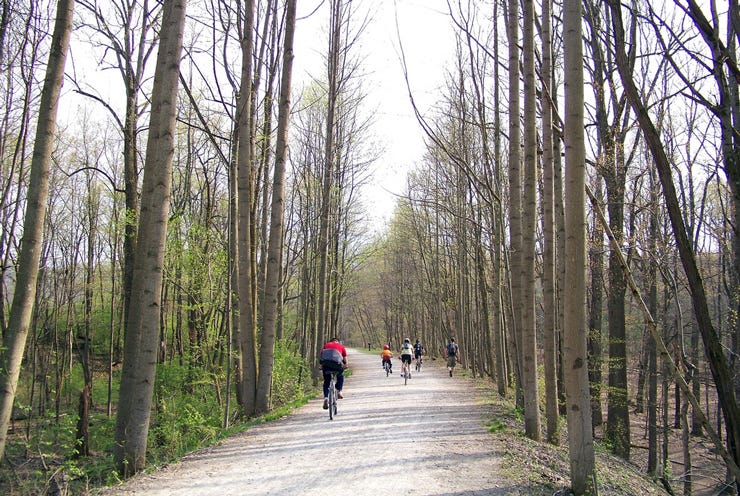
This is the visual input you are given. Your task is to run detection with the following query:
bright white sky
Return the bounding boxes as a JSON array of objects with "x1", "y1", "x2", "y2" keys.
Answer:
[
  {"x1": 63, "y1": 1, "x2": 457, "y2": 231},
  {"x1": 294, "y1": 0, "x2": 457, "y2": 229}
]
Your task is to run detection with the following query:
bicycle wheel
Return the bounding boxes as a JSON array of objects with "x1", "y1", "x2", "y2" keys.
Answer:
[
  {"x1": 328, "y1": 375, "x2": 337, "y2": 420},
  {"x1": 404, "y1": 367, "x2": 408, "y2": 385},
  {"x1": 415, "y1": 358, "x2": 421, "y2": 372},
  {"x1": 385, "y1": 362, "x2": 389, "y2": 377}
]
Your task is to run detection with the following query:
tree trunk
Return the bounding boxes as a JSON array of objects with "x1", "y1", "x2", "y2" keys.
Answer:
[
  {"x1": 0, "y1": 0, "x2": 74, "y2": 461},
  {"x1": 520, "y1": 0, "x2": 541, "y2": 442},
  {"x1": 113, "y1": 0, "x2": 186, "y2": 476},
  {"x1": 73, "y1": 385, "x2": 90, "y2": 458},
  {"x1": 491, "y1": 0, "x2": 507, "y2": 396},
  {"x1": 255, "y1": 0, "x2": 296, "y2": 415},
  {"x1": 236, "y1": 0, "x2": 258, "y2": 417},
  {"x1": 541, "y1": 0, "x2": 559, "y2": 445},
  {"x1": 315, "y1": 0, "x2": 343, "y2": 365},
  {"x1": 563, "y1": 0, "x2": 597, "y2": 491},
  {"x1": 647, "y1": 165, "x2": 659, "y2": 475},
  {"x1": 588, "y1": 178, "x2": 605, "y2": 427},
  {"x1": 506, "y1": 0, "x2": 523, "y2": 411}
]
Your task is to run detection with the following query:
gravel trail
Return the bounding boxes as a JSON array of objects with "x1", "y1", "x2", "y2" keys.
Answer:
[{"x1": 99, "y1": 348, "x2": 507, "y2": 495}]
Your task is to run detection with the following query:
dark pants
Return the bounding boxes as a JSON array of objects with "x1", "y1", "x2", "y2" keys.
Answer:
[{"x1": 323, "y1": 370, "x2": 344, "y2": 397}]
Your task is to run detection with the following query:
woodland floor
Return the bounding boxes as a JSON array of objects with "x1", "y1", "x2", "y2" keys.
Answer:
[{"x1": 82, "y1": 348, "x2": 729, "y2": 496}]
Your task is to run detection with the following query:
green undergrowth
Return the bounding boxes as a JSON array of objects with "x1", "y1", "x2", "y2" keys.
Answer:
[{"x1": 0, "y1": 340, "x2": 314, "y2": 496}]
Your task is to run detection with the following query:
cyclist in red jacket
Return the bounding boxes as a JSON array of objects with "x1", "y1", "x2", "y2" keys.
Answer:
[{"x1": 319, "y1": 337, "x2": 348, "y2": 409}]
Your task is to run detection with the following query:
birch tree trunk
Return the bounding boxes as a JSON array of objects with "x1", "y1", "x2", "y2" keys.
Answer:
[
  {"x1": 113, "y1": 0, "x2": 186, "y2": 476},
  {"x1": 255, "y1": 0, "x2": 296, "y2": 415},
  {"x1": 0, "y1": 0, "x2": 75, "y2": 461},
  {"x1": 563, "y1": 0, "x2": 597, "y2": 491}
]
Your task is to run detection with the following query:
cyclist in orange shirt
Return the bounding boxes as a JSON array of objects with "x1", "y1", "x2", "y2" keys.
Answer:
[{"x1": 380, "y1": 344, "x2": 393, "y2": 374}]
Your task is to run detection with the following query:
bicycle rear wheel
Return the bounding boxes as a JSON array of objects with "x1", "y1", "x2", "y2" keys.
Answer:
[{"x1": 328, "y1": 375, "x2": 337, "y2": 420}]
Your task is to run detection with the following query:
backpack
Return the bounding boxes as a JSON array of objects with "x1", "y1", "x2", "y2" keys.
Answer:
[
  {"x1": 447, "y1": 342, "x2": 457, "y2": 357},
  {"x1": 319, "y1": 347, "x2": 344, "y2": 371}
]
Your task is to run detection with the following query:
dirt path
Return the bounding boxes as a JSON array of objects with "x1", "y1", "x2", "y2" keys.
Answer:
[{"x1": 98, "y1": 348, "x2": 507, "y2": 495}]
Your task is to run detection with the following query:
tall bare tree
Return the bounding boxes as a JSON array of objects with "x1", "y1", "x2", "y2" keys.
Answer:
[
  {"x1": 506, "y1": 0, "x2": 523, "y2": 408},
  {"x1": 582, "y1": 0, "x2": 634, "y2": 459},
  {"x1": 563, "y1": 0, "x2": 597, "y2": 491},
  {"x1": 235, "y1": 0, "x2": 258, "y2": 417},
  {"x1": 540, "y1": 0, "x2": 559, "y2": 445},
  {"x1": 256, "y1": 0, "x2": 296, "y2": 415},
  {"x1": 521, "y1": 0, "x2": 541, "y2": 441},
  {"x1": 607, "y1": 0, "x2": 740, "y2": 484},
  {"x1": 113, "y1": 0, "x2": 186, "y2": 476},
  {"x1": 0, "y1": 0, "x2": 75, "y2": 461},
  {"x1": 315, "y1": 0, "x2": 344, "y2": 363}
]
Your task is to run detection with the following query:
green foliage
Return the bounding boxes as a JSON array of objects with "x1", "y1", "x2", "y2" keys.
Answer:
[
  {"x1": 3, "y1": 321, "x2": 314, "y2": 495},
  {"x1": 149, "y1": 363, "x2": 223, "y2": 462},
  {"x1": 270, "y1": 339, "x2": 313, "y2": 407},
  {"x1": 486, "y1": 417, "x2": 505, "y2": 433}
]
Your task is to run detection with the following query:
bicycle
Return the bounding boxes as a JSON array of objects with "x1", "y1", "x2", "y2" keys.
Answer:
[
  {"x1": 383, "y1": 360, "x2": 391, "y2": 377},
  {"x1": 401, "y1": 361, "x2": 410, "y2": 385},
  {"x1": 327, "y1": 371, "x2": 339, "y2": 420},
  {"x1": 415, "y1": 355, "x2": 422, "y2": 373}
]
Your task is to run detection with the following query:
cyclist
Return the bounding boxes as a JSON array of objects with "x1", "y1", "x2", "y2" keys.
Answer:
[
  {"x1": 380, "y1": 344, "x2": 393, "y2": 373},
  {"x1": 445, "y1": 337, "x2": 459, "y2": 377},
  {"x1": 319, "y1": 337, "x2": 347, "y2": 409},
  {"x1": 399, "y1": 338, "x2": 414, "y2": 378},
  {"x1": 413, "y1": 338, "x2": 424, "y2": 369}
]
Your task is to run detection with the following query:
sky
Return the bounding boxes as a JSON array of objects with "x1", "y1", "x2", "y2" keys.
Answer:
[
  {"x1": 293, "y1": 0, "x2": 458, "y2": 228},
  {"x1": 62, "y1": 0, "x2": 458, "y2": 231}
]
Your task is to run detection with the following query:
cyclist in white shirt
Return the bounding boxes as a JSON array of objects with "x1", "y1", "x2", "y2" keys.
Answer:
[{"x1": 399, "y1": 338, "x2": 414, "y2": 378}]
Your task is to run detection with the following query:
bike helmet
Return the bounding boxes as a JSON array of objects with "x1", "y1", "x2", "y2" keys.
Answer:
[
  {"x1": 404, "y1": 337, "x2": 410, "y2": 343},
  {"x1": 383, "y1": 344, "x2": 389, "y2": 350},
  {"x1": 415, "y1": 338, "x2": 420, "y2": 343}
]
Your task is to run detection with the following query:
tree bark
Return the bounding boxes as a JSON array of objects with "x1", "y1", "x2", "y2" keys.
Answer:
[
  {"x1": 521, "y1": 0, "x2": 541, "y2": 442},
  {"x1": 113, "y1": 0, "x2": 186, "y2": 476},
  {"x1": 563, "y1": 0, "x2": 598, "y2": 491},
  {"x1": 235, "y1": 0, "x2": 258, "y2": 417},
  {"x1": 506, "y1": 0, "x2": 523, "y2": 410},
  {"x1": 588, "y1": 178, "x2": 604, "y2": 427},
  {"x1": 255, "y1": 0, "x2": 296, "y2": 415},
  {"x1": 541, "y1": 0, "x2": 559, "y2": 445}
]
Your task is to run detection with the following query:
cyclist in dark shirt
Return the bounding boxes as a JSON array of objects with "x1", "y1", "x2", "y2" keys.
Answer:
[
  {"x1": 445, "y1": 337, "x2": 459, "y2": 377},
  {"x1": 413, "y1": 339, "x2": 423, "y2": 368}
]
